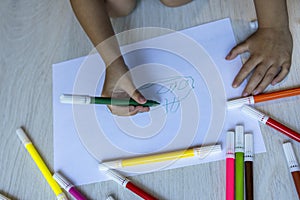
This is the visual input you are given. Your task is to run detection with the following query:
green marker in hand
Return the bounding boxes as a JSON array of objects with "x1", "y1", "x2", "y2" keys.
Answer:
[{"x1": 60, "y1": 94, "x2": 160, "y2": 107}]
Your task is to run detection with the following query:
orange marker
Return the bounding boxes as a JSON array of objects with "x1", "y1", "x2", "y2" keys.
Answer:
[{"x1": 227, "y1": 87, "x2": 300, "y2": 109}]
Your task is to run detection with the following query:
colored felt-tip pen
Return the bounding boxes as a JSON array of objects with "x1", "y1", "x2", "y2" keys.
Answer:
[
  {"x1": 53, "y1": 172, "x2": 87, "y2": 200},
  {"x1": 99, "y1": 164, "x2": 158, "y2": 200},
  {"x1": 283, "y1": 142, "x2": 300, "y2": 198},
  {"x1": 245, "y1": 133, "x2": 254, "y2": 200},
  {"x1": 0, "y1": 193, "x2": 11, "y2": 200},
  {"x1": 241, "y1": 105, "x2": 300, "y2": 143},
  {"x1": 60, "y1": 94, "x2": 160, "y2": 107},
  {"x1": 227, "y1": 87, "x2": 300, "y2": 109},
  {"x1": 16, "y1": 128, "x2": 68, "y2": 200},
  {"x1": 99, "y1": 144, "x2": 221, "y2": 170},
  {"x1": 226, "y1": 131, "x2": 235, "y2": 200},
  {"x1": 235, "y1": 125, "x2": 244, "y2": 200}
]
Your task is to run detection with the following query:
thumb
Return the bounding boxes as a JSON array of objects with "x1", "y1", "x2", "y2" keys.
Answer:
[
  {"x1": 131, "y1": 89, "x2": 147, "y2": 104},
  {"x1": 123, "y1": 83, "x2": 147, "y2": 104}
]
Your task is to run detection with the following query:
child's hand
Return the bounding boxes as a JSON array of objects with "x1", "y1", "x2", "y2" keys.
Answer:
[
  {"x1": 226, "y1": 27, "x2": 293, "y2": 96},
  {"x1": 102, "y1": 63, "x2": 150, "y2": 116}
]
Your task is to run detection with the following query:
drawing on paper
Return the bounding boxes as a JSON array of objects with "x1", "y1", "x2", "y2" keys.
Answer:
[{"x1": 139, "y1": 76, "x2": 195, "y2": 113}]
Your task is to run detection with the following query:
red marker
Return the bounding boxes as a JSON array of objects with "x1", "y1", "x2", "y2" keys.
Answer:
[
  {"x1": 99, "y1": 164, "x2": 158, "y2": 200},
  {"x1": 283, "y1": 142, "x2": 300, "y2": 198},
  {"x1": 241, "y1": 105, "x2": 300, "y2": 143}
]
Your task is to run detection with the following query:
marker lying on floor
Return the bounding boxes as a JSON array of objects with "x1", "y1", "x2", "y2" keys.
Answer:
[
  {"x1": 226, "y1": 131, "x2": 235, "y2": 200},
  {"x1": 245, "y1": 133, "x2": 254, "y2": 200},
  {"x1": 99, "y1": 144, "x2": 221, "y2": 170},
  {"x1": 241, "y1": 105, "x2": 300, "y2": 143},
  {"x1": 227, "y1": 87, "x2": 300, "y2": 109},
  {"x1": 60, "y1": 94, "x2": 160, "y2": 107},
  {"x1": 235, "y1": 125, "x2": 244, "y2": 200},
  {"x1": 16, "y1": 128, "x2": 68, "y2": 200},
  {"x1": 53, "y1": 172, "x2": 87, "y2": 200},
  {"x1": 99, "y1": 164, "x2": 158, "y2": 200},
  {"x1": 283, "y1": 142, "x2": 300, "y2": 198}
]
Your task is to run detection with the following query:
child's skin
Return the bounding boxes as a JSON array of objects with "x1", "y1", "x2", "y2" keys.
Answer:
[{"x1": 70, "y1": 0, "x2": 292, "y2": 116}]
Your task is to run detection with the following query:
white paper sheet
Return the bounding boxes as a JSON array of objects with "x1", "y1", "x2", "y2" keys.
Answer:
[{"x1": 53, "y1": 18, "x2": 266, "y2": 186}]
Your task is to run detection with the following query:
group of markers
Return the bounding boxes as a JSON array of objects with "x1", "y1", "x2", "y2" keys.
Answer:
[
  {"x1": 226, "y1": 125, "x2": 300, "y2": 200},
  {"x1": 226, "y1": 126, "x2": 252, "y2": 200},
  {"x1": 1, "y1": 87, "x2": 300, "y2": 200},
  {"x1": 0, "y1": 127, "x2": 221, "y2": 200},
  {"x1": 226, "y1": 87, "x2": 300, "y2": 199}
]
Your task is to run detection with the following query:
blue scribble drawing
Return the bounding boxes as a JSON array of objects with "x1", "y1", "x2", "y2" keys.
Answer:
[{"x1": 139, "y1": 76, "x2": 195, "y2": 113}]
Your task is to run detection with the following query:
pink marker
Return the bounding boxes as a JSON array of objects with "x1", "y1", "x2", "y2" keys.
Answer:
[
  {"x1": 53, "y1": 172, "x2": 87, "y2": 200},
  {"x1": 226, "y1": 131, "x2": 235, "y2": 200}
]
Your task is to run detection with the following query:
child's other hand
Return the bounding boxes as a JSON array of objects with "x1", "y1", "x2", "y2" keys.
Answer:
[
  {"x1": 102, "y1": 63, "x2": 150, "y2": 116},
  {"x1": 226, "y1": 27, "x2": 293, "y2": 96}
]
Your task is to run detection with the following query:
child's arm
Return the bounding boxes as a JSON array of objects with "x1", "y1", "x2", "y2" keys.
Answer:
[
  {"x1": 70, "y1": 0, "x2": 149, "y2": 115},
  {"x1": 226, "y1": 0, "x2": 293, "y2": 96}
]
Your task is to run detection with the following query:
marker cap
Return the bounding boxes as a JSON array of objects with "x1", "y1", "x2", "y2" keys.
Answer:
[
  {"x1": 106, "y1": 196, "x2": 116, "y2": 200},
  {"x1": 99, "y1": 160, "x2": 122, "y2": 170},
  {"x1": 99, "y1": 164, "x2": 129, "y2": 187},
  {"x1": 235, "y1": 125, "x2": 244, "y2": 153},
  {"x1": 244, "y1": 133, "x2": 254, "y2": 162},
  {"x1": 241, "y1": 105, "x2": 269, "y2": 124},
  {"x1": 226, "y1": 131, "x2": 235, "y2": 159},
  {"x1": 56, "y1": 193, "x2": 68, "y2": 200},
  {"x1": 249, "y1": 20, "x2": 258, "y2": 30},
  {"x1": 53, "y1": 172, "x2": 73, "y2": 192},
  {"x1": 227, "y1": 96, "x2": 255, "y2": 109},
  {"x1": 283, "y1": 142, "x2": 300, "y2": 172},
  {"x1": 60, "y1": 94, "x2": 91, "y2": 104},
  {"x1": 194, "y1": 144, "x2": 222, "y2": 157},
  {"x1": 16, "y1": 128, "x2": 31, "y2": 145}
]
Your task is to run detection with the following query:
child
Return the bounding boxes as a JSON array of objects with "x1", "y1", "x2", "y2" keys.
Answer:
[{"x1": 70, "y1": 0, "x2": 292, "y2": 116}]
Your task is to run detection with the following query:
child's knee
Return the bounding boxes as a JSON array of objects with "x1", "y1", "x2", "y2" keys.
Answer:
[
  {"x1": 160, "y1": 0, "x2": 192, "y2": 7},
  {"x1": 106, "y1": 0, "x2": 137, "y2": 18}
]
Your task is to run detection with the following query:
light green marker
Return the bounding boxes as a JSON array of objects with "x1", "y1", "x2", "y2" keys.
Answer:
[{"x1": 235, "y1": 125, "x2": 244, "y2": 200}]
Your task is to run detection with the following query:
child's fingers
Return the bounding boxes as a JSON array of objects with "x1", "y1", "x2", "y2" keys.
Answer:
[
  {"x1": 232, "y1": 56, "x2": 261, "y2": 88},
  {"x1": 131, "y1": 89, "x2": 147, "y2": 104},
  {"x1": 122, "y1": 82, "x2": 147, "y2": 104},
  {"x1": 253, "y1": 66, "x2": 280, "y2": 95},
  {"x1": 108, "y1": 105, "x2": 149, "y2": 116},
  {"x1": 272, "y1": 63, "x2": 291, "y2": 85},
  {"x1": 226, "y1": 42, "x2": 249, "y2": 60},
  {"x1": 242, "y1": 63, "x2": 271, "y2": 96}
]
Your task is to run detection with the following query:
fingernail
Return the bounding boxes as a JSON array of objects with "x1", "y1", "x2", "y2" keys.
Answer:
[
  {"x1": 242, "y1": 92, "x2": 248, "y2": 97},
  {"x1": 232, "y1": 83, "x2": 238, "y2": 88},
  {"x1": 139, "y1": 96, "x2": 146, "y2": 103},
  {"x1": 226, "y1": 52, "x2": 231, "y2": 59}
]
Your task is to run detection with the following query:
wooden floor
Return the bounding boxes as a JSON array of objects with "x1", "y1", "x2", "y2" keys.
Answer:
[{"x1": 0, "y1": 0, "x2": 300, "y2": 199}]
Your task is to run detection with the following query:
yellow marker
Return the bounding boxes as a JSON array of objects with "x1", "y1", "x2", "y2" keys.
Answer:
[
  {"x1": 99, "y1": 144, "x2": 222, "y2": 170},
  {"x1": 16, "y1": 128, "x2": 68, "y2": 200}
]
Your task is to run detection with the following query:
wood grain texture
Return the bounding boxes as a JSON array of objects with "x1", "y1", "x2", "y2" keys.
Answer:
[{"x1": 0, "y1": 0, "x2": 299, "y2": 199}]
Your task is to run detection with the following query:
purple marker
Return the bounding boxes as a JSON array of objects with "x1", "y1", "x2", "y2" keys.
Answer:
[{"x1": 53, "y1": 172, "x2": 87, "y2": 200}]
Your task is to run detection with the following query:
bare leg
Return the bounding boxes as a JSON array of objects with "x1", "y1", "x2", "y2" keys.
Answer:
[{"x1": 105, "y1": 0, "x2": 137, "y2": 17}]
